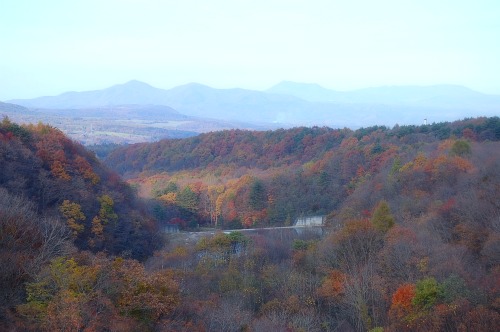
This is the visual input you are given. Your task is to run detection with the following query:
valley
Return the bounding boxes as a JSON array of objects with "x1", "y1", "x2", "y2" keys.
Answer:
[
  {"x1": 3, "y1": 0, "x2": 499, "y2": 329},
  {"x1": 0, "y1": 102, "x2": 266, "y2": 145},
  {"x1": 1, "y1": 92, "x2": 499, "y2": 331}
]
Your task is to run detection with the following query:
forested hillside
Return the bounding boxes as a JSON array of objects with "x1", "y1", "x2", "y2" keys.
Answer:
[
  {"x1": 0, "y1": 117, "x2": 160, "y2": 258},
  {"x1": 0, "y1": 118, "x2": 171, "y2": 330},
  {"x1": 2, "y1": 116, "x2": 499, "y2": 331},
  {"x1": 107, "y1": 117, "x2": 500, "y2": 176},
  {"x1": 101, "y1": 117, "x2": 500, "y2": 331},
  {"x1": 106, "y1": 117, "x2": 500, "y2": 229}
]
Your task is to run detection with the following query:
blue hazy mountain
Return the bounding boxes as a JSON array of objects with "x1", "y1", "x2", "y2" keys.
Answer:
[
  {"x1": 0, "y1": 101, "x2": 30, "y2": 113},
  {"x1": 268, "y1": 81, "x2": 500, "y2": 106},
  {"x1": 9, "y1": 81, "x2": 311, "y2": 125},
  {"x1": 266, "y1": 81, "x2": 342, "y2": 102},
  {"x1": 9, "y1": 80, "x2": 500, "y2": 128},
  {"x1": 8, "y1": 80, "x2": 167, "y2": 109}
]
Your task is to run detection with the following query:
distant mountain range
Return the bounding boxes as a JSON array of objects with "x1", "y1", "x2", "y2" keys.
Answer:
[
  {"x1": 7, "y1": 80, "x2": 500, "y2": 129},
  {"x1": 267, "y1": 81, "x2": 500, "y2": 108}
]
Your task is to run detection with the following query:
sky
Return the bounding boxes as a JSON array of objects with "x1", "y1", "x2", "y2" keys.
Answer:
[{"x1": 1, "y1": 0, "x2": 500, "y2": 100}]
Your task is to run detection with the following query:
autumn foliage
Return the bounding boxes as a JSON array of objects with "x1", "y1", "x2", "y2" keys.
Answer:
[
  {"x1": 1, "y1": 116, "x2": 500, "y2": 331},
  {"x1": 0, "y1": 118, "x2": 159, "y2": 259},
  {"x1": 0, "y1": 118, "x2": 169, "y2": 329}
]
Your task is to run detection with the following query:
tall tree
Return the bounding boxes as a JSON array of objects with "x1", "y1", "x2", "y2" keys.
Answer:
[
  {"x1": 249, "y1": 179, "x2": 267, "y2": 210},
  {"x1": 177, "y1": 186, "x2": 199, "y2": 212},
  {"x1": 59, "y1": 200, "x2": 86, "y2": 238},
  {"x1": 371, "y1": 200, "x2": 395, "y2": 233}
]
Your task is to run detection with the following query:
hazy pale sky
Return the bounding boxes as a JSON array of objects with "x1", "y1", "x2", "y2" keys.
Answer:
[{"x1": 1, "y1": 0, "x2": 499, "y2": 99}]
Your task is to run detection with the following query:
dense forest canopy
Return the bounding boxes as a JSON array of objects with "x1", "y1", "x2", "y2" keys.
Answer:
[
  {"x1": 106, "y1": 117, "x2": 500, "y2": 175},
  {"x1": 106, "y1": 117, "x2": 500, "y2": 230},
  {"x1": 111, "y1": 116, "x2": 499, "y2": 331},
  {"x1": 1, "y1": 116, "x2": 499, "y2": 331},
  {"x1": 0, "y1": 117, "x2": 160, "y2": 258},
  {"x1": 0, "y1": 117, "x2": 169, "y2": 329}
]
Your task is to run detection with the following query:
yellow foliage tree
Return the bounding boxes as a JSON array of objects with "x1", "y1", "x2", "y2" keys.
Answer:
[{"x1": 59, "y1": 200, "x2": 86, "y2": 238}]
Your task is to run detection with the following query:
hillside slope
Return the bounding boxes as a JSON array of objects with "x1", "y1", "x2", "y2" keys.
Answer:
[
  {"x1": 100, "y1": 116, "x2": 500, "y2": 330},
  {"x1": 3, "y1": 116, "x2": 499, "y2": 331},
  {"x1": 0, "y1": 117, "x2": 160, "y2": 259},
  {"x1": 106, "y1": 117, "x2": 500, "y2": 176},
  {"x1": 104, "y1": 117, "x2": 500, "y2": 229}
]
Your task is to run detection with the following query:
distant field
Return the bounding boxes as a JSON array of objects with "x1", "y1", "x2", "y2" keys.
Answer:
[
  {"x1": 0, "y1": 109, "x2": 200, "y2": 145},
  {"x1": 0, "y1": 103, "x2": 274, "y2": 145},
  {"x1": 115, "y1": 119, "x2": 196, "y2": 130}
]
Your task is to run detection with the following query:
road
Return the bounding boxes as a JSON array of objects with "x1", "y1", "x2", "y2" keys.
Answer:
[{"x1": 165, "y1": 224, "x2": 325, "y2": 246}]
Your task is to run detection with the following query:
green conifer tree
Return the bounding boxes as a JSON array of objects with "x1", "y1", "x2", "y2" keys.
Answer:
[{"x1": 371, "y1": 200, "x2": 395, "y2": 233}]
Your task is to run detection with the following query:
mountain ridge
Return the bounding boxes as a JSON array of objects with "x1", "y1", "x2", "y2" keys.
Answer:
[
  {"x1": 13, "y1": 79, "x2": 498, "y2": 108},
  {"x1": 267, "y1": 80, "x2": 494, "y2": 104},
  {"x1": 7, "y1": 80, "x2": 500, "y2": 129}
]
